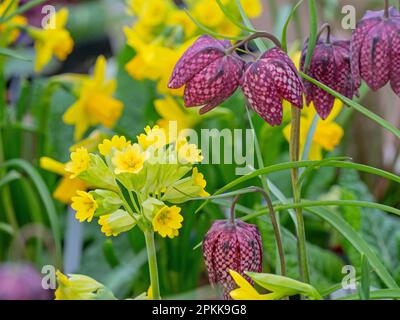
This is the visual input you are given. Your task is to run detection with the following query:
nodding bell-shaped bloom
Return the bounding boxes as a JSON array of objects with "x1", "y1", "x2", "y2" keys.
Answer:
[
  {"x1": 301, "y1": 38, "x2": 356, "y2": 119},
  {"x1": 241, "y1": 48, "x2": 305, "y2": 126},
  {"x1": 168, "y1": 35, "x2": 245, "y2": 114},
  {"x1": 351, "y1": 7, "x2": 400, "y2": 96},
  {"x1": 202, "y1": 219, "x2": 263, "y2": 300}
]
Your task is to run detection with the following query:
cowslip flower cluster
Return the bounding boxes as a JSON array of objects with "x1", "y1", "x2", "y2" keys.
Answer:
[
  {"x1": 65, "y1": 126, "x2": 208, "y2": 239},
  {"x1": 203, "y1": 219, "x2": 262, "y2": 300}
]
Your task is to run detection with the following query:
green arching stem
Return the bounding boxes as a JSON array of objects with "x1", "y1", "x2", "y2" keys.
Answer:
[
  {"x1": 384, "y1": 0, "x2": 389, "y2": 18},
  {"x1": 316, "y1": 23, "x2": 331, "y2": 44},
  {"x1": 144, "y1": 229, "x2": 161, "y2": 300},
  {"x1": 227, "y1": 31, "x2": 282, "y2": 54}
]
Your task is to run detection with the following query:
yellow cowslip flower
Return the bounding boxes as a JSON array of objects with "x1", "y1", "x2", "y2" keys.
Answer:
[
  {"x1": 71, "y1": 191, "x2": 98, "y2": 223},
  {"x1": 63, "y1": 56, "x2": 124, "y2": 141},
  {"x1": 155, "y1": 96, "x2": 200, "y2": 142},
  {"x1": 193, "y1": 0, "x2": 225, "y2": 28},
  {"x1": 283, "y1": 99, "x2": 344, "y2": 160},
  {"x1": 28, "y1": 8, "x2": 74, "y2": 72},
  {"x1": 65, "y1": 147, "x2": 90, "y2": 178},
  {"x1": 192, "y1": 167, "x2": 209, "y2": 197},
  {"x1": 229, "y1": 270, "x2": 281, "y2": 300},
  {"x1": 98, "y1": 209, "x2": 136, "y2": 237},
  {"x1": 98, "y1": 135, "x2": 131, "y2": 156},
  {"x1": 112, "y1": 144, "x2": 148, "y2": 174},
  {"x1": 40, "y1": 157, "x2": 87, "y2": 204},
  {"x1": 176, "y1": 137, "x2": 203, "y2": 164},
  {"x1": 137, "y1": 125, "x2": 167, "y2": 150},
  {"x1": 55, "y1": 270, "x2": 104, "y2": 300},
  {"x1": 0, "y1": 0, "x2": 27, "y2": 45},
  {"x1": 152, "y1": 205, "x2": 183, "y2": 238}
]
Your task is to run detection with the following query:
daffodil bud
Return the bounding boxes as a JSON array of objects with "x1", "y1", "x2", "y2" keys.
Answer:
[{"x1": 203, "y1": 219, "x2": 263, "y2": 300}]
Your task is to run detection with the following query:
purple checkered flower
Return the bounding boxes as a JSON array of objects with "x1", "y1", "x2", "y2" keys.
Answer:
[
  {"x1": 202, "y1": 219, "x2": 263, "y2": 300},
  {"x1": 301, "y1": 37, "x2": 356, "y2": 119},
  {"x1": 241, "y1": 48, "x2": 305, "y2": 126},
  {"x1": 351, "y1": 6, "x2": 400, "y2": 96},
  {"x1": 168, "y1": 35, "x2": 245, "y2": 114}
]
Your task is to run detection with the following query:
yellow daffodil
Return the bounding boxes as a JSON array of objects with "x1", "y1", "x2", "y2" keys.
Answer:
[
  {"x1": 240, "y1": 0, "x2": 263, "y2": 18},
  {"x1": 152, "y1": 205, "x2": 183, "y2": 238},
  {"x1": 63, "y1": 56, "x2": 124, "y2": 141},
  {"x1": 229, "y1": 270, "x2": 281, "y2": 300},
  {"x1": 193, "y1": 0, "x2": 225, "y2": 28},
  {"x1": 283, "y1": 99, "x2": 344, "y2": 160},
  {"x1": 98, "y1": 209, "x2": 136, "y2": 237},
  {"x1": 192, "y1": 167, "x2": 209, "y2": 197},
  {"x1": 71, "y1": 191, "x2": 98, "y2": 223},
  {"x1": 29, "y1": 8, "x2": 74, "y2": 72},
  {"x1": 136, "y1": 0, "x2": 170, "y2": 27},
  {"x1": 137, "y1": 125, "x2": 167, "y2": 150},
  {"x1": 176, "y1": 137, "x2": 203, "y2": 164},
  {"x1": 65, "y1": 147, "x2": 90, "y2": 178},
  {"x1": 112, "y1": 144, "x2": 148, "y2": 174},
  {"x1": 0, "y1": 0, "x2": 27, "y2": 45},
  {"x1": 55, "y1": 270, "x2": 104, "y2": 300},
  {"x1": 166, "y1": 10, "x2": 197, "y2": 37},
  {"x1": 40, "y1": 156, "x2": 87, "y2": 204},
  {"x1": 98, "y1": 135, "x2": 131, "y2": 156}
]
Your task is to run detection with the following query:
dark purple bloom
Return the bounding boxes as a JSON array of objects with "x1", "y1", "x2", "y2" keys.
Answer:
[
  {"x1": 351, "y1": 7, "x2": 400, "y2": 96},
  {"x1": 301, "y1": 38, "x2": 356, "y2": 119},
  {"x1": 241, "y1": 48, "x2": 305, "y2": 126},
  {"x1": 202, "y1": 219, "x2": 262, "y2": 300},
  {"x1": 0, "y1": 263, "x2": 52, "y2": 300},
  {"x1": 168, "y1": 35, "x2": 244, "y2": 114}
]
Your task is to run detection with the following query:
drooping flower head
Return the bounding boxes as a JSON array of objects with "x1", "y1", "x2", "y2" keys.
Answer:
[
  {"x1": 202, "y1": 219, "x2": 263, "y2": 300},
  {"x1": 168, "y1": 35, "x2": 245, "y2": 114},
  {"x1": 241, "y1": 47, "x2": 305, "y2": 126},
  {"x1": 351, "y1": 6, "x2": 400, "y2": 96},
  {"x1": 301, "y1": 27, "x2": 356, "y2": 119}
]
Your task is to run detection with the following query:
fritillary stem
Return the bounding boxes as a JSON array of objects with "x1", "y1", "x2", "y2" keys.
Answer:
[
  {"x1": 384, "y1": 0, "x2": 389, "y2": 18},
  {"x1": 144, "y1": 230, "x2": 161, "y2": 300},
  {"x1": 230, "y1": 188, "x2": 286, "y2": 276},
  {"x1": 290, "y1": 106, "x2": 310, "y2": 284},
  {"x1": 317, "y1": 23, "x2": 331, "y2": 44},
  {"x1": 227, "y1": 31, "x2": 282, "y2": 55}
]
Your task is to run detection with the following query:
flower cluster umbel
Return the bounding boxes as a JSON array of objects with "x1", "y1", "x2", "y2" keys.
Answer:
[{"x1": 66, "y1": 126, "x2": 208, "y2": 239}]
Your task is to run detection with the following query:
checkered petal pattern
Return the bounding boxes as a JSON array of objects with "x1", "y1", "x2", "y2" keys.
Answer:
[
  {"x1": 241, "y1": 48, "x2": 304, "y2": 126},
  {"x1": 350, "y1": 7, "x2": 400, "y2": 97},
  {"x1": 202, "y1": 220, "x2": 263, "y2": 300},
  {"x1": 301, "y1": 39, "x2": 356, "y2": 119}
]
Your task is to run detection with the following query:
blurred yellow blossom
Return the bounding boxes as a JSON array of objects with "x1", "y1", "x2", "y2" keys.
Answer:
[
  {"x1": 98, "y1": 136, "x2": 131, "y2": 156},
  {"x1": 241, "y1": 0, "x2": 263, "y2": 18},
  {"x1": 29, "y1": 8, "x2": 74, "y2": 72},
  {"x1": 152, "y1": 205, "x2": 183, "y2": 238},
  {"x1": 137, "y1": 125, "x2": 167, "y2": 150},
  {"x1": 71, "y1": 191, "x2": 98, "y2": 223},
  {"x1": 63, "y1": 56, "x2": 124, "y2": 140},
  {"x1": 112, "y1": 144, "x2": 148, "y2": 174},
  {"x1": 193, "y1": 0, "x2": 225, "y2": 28},
  {"x1": 40, "y1": 157, "x2": 87, "y2": 204},
  {"x1": 0, "y1": 0, "x2": 27, "y2": 45},
  {"x1": 65, "y1": 147, "x2": 90, "y2": 178}
]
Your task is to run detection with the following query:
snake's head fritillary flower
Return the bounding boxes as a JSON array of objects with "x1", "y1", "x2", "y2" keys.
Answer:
[
  {"x1": 301, "y1": 38, "x2": 356, "y2": 119},
  {"x1": 203, "y1": 219, "x2": 263, "y2": 300},
  {"x1": 241, "y1": 47, "x2": 305, "y2": 126},
  {"x1": 351, "y1": 7, "x2": 400, "y2": 96},
  {"x1": 168, "y1": 35, "x2": 245, "y2": 114},
  {"x1": 0, "y1": 264, "x2": 51, "y2": 300}
]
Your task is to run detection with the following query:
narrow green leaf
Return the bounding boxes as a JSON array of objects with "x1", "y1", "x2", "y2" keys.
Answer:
[
  {"x1": 307, "y1": 207, "x2": 399, "y2": 289},
  {"x1": 216, "y1": 0, "x2": 257, "y2": 33},
  {"x1": 281, "y1": 0, "x2": 304, "y2": 52},
  {"x1": 103, "y1": 239, "x2": 120, "y2": 268},
  {"x1": 0, "y1": 222, "x2": 14, "y2": 236},
  {"x1": 358, "y1": 254, "x2": 370, "y2": 300},
  {"x1": 0, "y1": 170, "x2": 21, "y2": 188},
  {"x1": 303, "y1": 0, "x2": 318, "y2": 70},
  {"x1": 338, "y1": 289, "x2": 400, "y2": 300},
  {"x1": 301, "y1": 72, "x2": 400, "y2": 139},
  {"x1": 0, "y1": 48, "x2": 31, "y2": 61}
]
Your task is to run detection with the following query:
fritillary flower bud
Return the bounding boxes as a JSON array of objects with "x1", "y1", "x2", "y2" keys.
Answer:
[
  {"x1": 301, "y1": 28, "x2": 356, "y2": 119},
  {"x1": 241, "y1": 47, "x2": 305, "y2": 126},
  {"x1": 202, "y1": 219, "x2": 262, "y2": 300},
  {"x1": 168, "y1": 35, "x2": 244, "y2": 114},
  {"x1": 351, "y1": 6, "x2": 400, "y2": 96}
]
